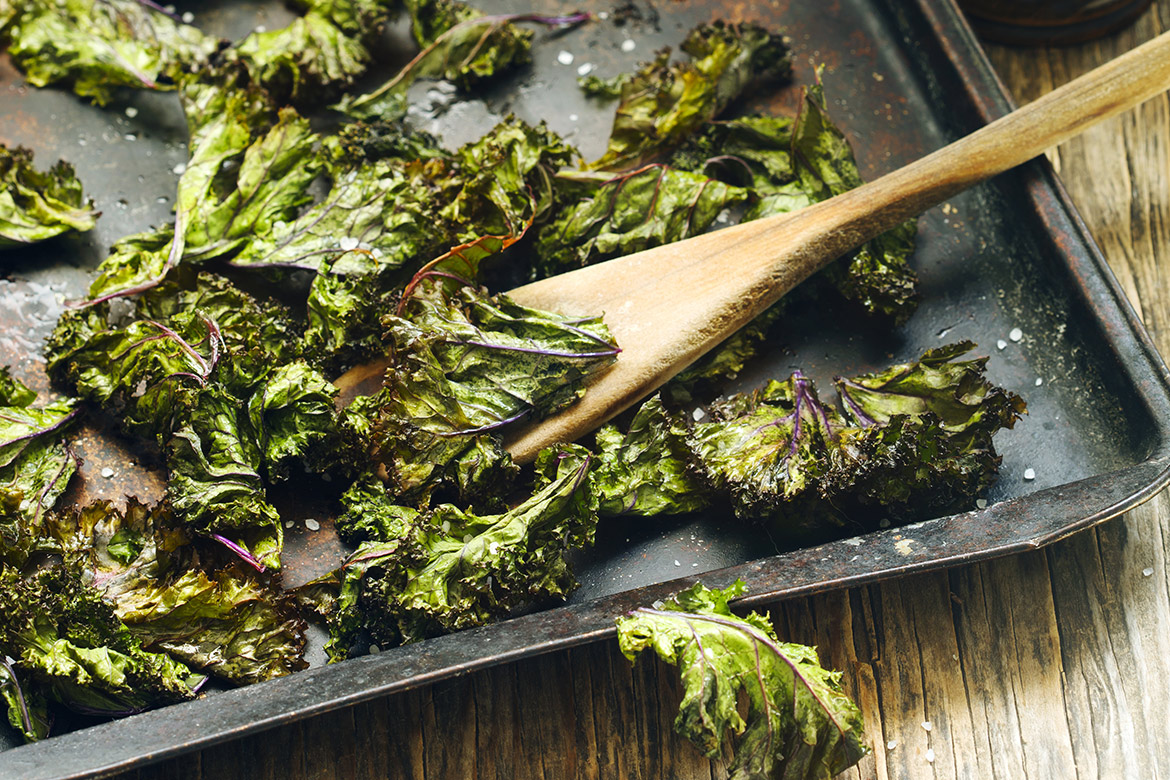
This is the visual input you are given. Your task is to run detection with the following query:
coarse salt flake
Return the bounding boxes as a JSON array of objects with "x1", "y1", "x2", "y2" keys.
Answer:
[
  {"x1": 557, "y1": 50, "x2": 574, "y2": 65},
  {"x1": 922, "y1": 721, "x2": 932, "y2": 732},
  {"x1": 1035, "y1": 378, "x2": 1044, "y2": 386},
  {"x1": 285, "y1": 520, "x2": 295, "y2": 529},
  {"x1": 369, "y1": 644, "x2": 380, "y2": 654},
  {"x1": 339, "y1": 236, "x2": 359, "y2": 251},
  {"x1": 926, "y1": 748, "x2": 936, "y2": 763},
  {"x1": 887, "y1": 740, "x2": 897, "y2": 750},
  {"x1": 1143, "y1": 567, "x2": 1155, "y2": 577},
  {"x1": 100, "y1": 467, "x2": 115, "y2": 479},
  {"x1": 1009, "y1": 327, "x2": 1023, "y2": 342},
  {"x1": 577, "y1": 63, "x2": 594, "y2": 76},
  {"x1": 305, "y1": 518, "x2": 321, "y2": 531},
  {"x1": 172, "y1": 162, "x2": 186, "y2": 175},
  {"x1": 673, "y1": 560, "x2": 680, "y2": 566},
  {"x1": 976, "y1": 498, "x2": 987, "y2": 509},
  {"x1": 996, "y1": 339, "x2": 1007, "y2": 350},
  {"x1": 692, "y1": 407, "x2": 705, "y2": 421},
  {"x1": 1024, "y1": 468, "x2": 1036, "y2": 481},
  {"x1": 124, "y1": 106, "x2": 139, "y2": 118},
  {"x1": 181, "y1": 11, "x2": 194, "y2": 23},
  {"x1": 621, "y1": 39, "x2": 636, "y2": 52},
  {"x1": 569, "y1": 113, "x2": 579, "y2": 122}
]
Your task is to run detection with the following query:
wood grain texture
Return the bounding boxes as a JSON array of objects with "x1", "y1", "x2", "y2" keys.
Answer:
[{"x1": 112, "y1": 6, "x2": 1170, "y2": 779}]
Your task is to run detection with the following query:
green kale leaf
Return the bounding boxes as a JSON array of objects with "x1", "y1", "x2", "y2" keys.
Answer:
[
  {"x1": 0, "y1": 145, "x2": 98, "y2": 247},
  {"x1": 592, "y1": 395, "x2": 710, "y2": 517},
  {"x1": 50, "y1": 499, "x2": 307, "y2": 685},
  {"x1": 324, "y1": 446, "x2": 596, "y2": 656},
  {"x1": 374, "y1": 274, "x2": 616, "y2": 504},
  {"x1": 335, "y1": 10, "x2": 585, "y2": 121},
  {"x1": 0, "y1": 0, "x2": 217, "y2": 104},
  {"x1": 533, "y1": 164, "x2": 748, "y2": 277},
  {"x1": 0, "y1": 372, "x2": 80, "y2": 565},
  {"x1": 0, "y1": 563, "x2": 204, "y2": 716},
  {"x1": 1, "y1": 658, "x2": 50, "y2": 742},
  {"x1": 589, "y1": 22, "x2": 790, "y2": 173},
  {"x1": 617, "y1": 580, "x2": 868, "y2": 780}
]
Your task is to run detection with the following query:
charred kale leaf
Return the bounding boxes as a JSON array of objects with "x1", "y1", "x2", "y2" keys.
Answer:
[
  {"x1": 0, "y1": 145, "x2": 98, "y2": 247},
  {"x1": 617, "y1": 580, "x2": 868, "y2": 780}
]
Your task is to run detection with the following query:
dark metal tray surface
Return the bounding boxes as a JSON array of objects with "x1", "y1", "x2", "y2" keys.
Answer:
[{"x1": 2, "y1": 0, "x2": 1170, "y2": 777}]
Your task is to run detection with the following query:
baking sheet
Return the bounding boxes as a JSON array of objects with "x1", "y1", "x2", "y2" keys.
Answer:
[{"x1": 2, "y1": 0, "x2": 1170, "y2": 777}]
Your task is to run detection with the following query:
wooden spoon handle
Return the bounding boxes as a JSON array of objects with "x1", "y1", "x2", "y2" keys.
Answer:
[{"x1": 502, "y1": 30, "x2": 1170, "y2": 462}]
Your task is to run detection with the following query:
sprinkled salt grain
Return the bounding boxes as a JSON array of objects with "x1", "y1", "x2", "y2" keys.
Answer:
[
  {"x1": 369, "y1": 644, "x2": 380, "y2": 654},
  {"x1": 598, "y1": 10, "x2": 609, "y2": 19},
  {"x1": 673, "y1": 560, "x2": 681, "y2": 566},
  {"x1": 887, "y1": 740, "x2": 897, "y2": 750},
  {"x1": 1036, "y1": 378, "x2": 1044, "y2": 386},
  {"x1": 321, "y1": 473, "x2": 331, "y2": 482},
  {"x1": 172, "y1": 162, "x2": 186, "y2": 175},
  {"x1": 692, "y1": 563, "x2": 699, "y2": 567},
  {"x1": 577, "y1": 62, "x2": 594, "y2": 76},
  {"x1": 1143, "y1": 567, "x2": 1155, "y2": 577},
  {"x1": 442, "y1": 520, "x2": 451, "y2": 532},
  {"x1": 976, "y1": 498, "x2": 987, "y2": 509},
  {"x1": 78, "y1": 138, "x2": 88, "y2": 146},
  {"x1": 1024, "y1": 468, "x2": 1036, "y2": 481},
  {"x1": 569, "y1": 113, "x2": 579, "y2": 122},
  {"x1": 922, "y1": 721, "x2": 932, "y2": 732},
  {"x1": 100, "y1": 467, "x2": 115, "y2": 479},
  {"x1": 879, "y1": 518, "x2": 891, "y2": 528},
  {"x1": 285, "y1": 520, "x2": 295, "y2": 529},
  {"x1": 181, "y1": 11, "x2": 194, "y2": 23},
  {"x1": 926, "y1": 748, "x2": 936, "y2": 763},
  {"x1": 463, "y1": 534, "x2": 473, "y2": 543},
  {"x1": 692, "y1": 407, "x2": 705, "y2": 421},
  {"x1": 1009, "y1": 327, "x2": 1023, "y2": 342},
  {"x1": 124, "y1": 133, "x2": 137, "y2": 142},
  {"x1": 621, "y1": 38, "x2": 636, "y2": 52},
  {"x1": 489, "y1": 541, "x2": 499, "y2": 555},
  {"x1": 339, "y1": 236, "x2": 359, "y2": 251},
  {"x1": 254, "y1": 25, "x2": 267, "y2": 33},
  {"x1": 557, "y1": 50, "x2": 575, "y2": 65},
  {"x1": 996, "y1": 339, "x2": 1007, "y2": 350},
  {"x1": 305, "y1": 518, "x2": 320, "y2": 531},
  {"x1": 124, "y1": 106, "x2": 139, "y2": 118}
]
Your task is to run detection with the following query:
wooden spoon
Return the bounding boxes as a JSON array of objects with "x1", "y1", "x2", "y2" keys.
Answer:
[{"x1": 338, "y1": 30, "x2": 1170, "y2": 464}]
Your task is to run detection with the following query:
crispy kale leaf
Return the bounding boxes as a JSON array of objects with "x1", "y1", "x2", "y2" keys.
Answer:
[
  {"x1": 589, "y1": 22, "x2": 790, "y2": 172},
  {"x1": 680, "y1": 344, "x2": 1024, "y2": 530},
  {"x1": 86, "y1": 74, "x2": 321, "y2": 302},
  {"x1": 826, "y1": 341, "x2": 1026, "y2": 517},
  {"x1": 533, "y1": 164, "x2": 748, "y2": 277},
  {"x1": 222, "y1": 0, "x2": 395, "y2": 105},
  {"x1": 617, "y1": 580, "x2": 868, "y2": 780},
  {"x1": 592, "y1": 395, "x2": 710, "y2": 517},
  {"x1": 0, "y1": 563, "x2": 204, "y2": 716},
  {"x1": 0, "y1": 370, "x2": 79, "y2": 566},
  {"x1": 49, "y1": 499, "x2": 307, "y2": 685},
  {"x1": 1, "y1": 658, "x2": 50, "y2": 742},
  {"x1": 321, "y1": 446, "x2": 596, "y2": 657},
  {"x1": 375, "y1": 274, "x2": 616, "y2": 505},
  {"x1": 687, "y1": 372, "x2": 840, "y2": 531},
  {"x1": 0, "y1": 0, "x2": 217, "y2": 104},
  {"x1": 0, "y1": 145, "x2": 98, "y2": 247},
  {"x1": 336, "y1": 10, "x2": 584, "y2": 121}
]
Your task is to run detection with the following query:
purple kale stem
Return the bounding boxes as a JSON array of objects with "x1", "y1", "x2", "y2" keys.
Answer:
[
  {"x1": 0, "y1": 658, "x2": 34, "y2": 738},
  {"x1": 144, "y1": 320, "x2": 211, "y2": 376},
  {"x1": 33, "y1": 444, "x2": 80, "y2": 528},
  {"x1": 343, "y1": 545, "x2": 399, "y2": 568},
  {"x1": 442, "y1": 339, "x2": 620, "y2": 359},
  {"x1": 551, "y1": 321, "x2": 620, "y2": 351},
  {"x1": 435, "y1": 407, "x2": 530, "y2": 437},
  {"x1": 210, "y1": 534, "x2": 267, "y2": 573},
  {"x1": 835, "y1": 377, "x2": 878, "y2": 426}
]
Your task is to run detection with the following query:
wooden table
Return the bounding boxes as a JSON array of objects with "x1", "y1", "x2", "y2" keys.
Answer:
[{"x1": 112, "y1": 7, "x2": 1170, "y2": 779}]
